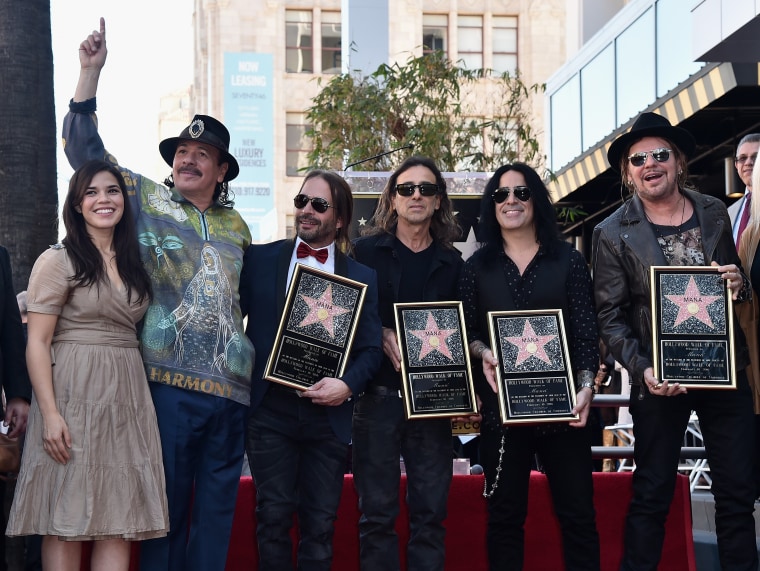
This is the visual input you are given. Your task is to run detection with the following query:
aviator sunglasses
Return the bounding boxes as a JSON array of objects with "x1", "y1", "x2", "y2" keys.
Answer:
[
  {"x1": 627, "y1": 148, "x2": 672, "y2": 167},
  {"x1": 492, "y1": 186, "x2": 532, "y2": 203},
  {"x1": 395, "y1": 183, "x2": 440, "y2": 197},
  {"x1": 293, "y1": 193, "x2": 333, "y2": 213}
]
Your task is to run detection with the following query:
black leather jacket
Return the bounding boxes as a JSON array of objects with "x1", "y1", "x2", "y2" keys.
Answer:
[{"x1": 592, "y1": 189, "x2": 749, "y2": 387}]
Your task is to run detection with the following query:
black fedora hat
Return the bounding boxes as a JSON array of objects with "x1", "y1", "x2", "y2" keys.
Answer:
[
  {"x1": 607, "y1": 112, "x2": 696, "y2": 171},
  {"x1": 159, "y1": 115, "x2": 240, "y2": 182}
]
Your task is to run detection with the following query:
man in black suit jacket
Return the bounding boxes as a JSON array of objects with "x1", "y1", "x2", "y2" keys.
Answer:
[
  {"x1": 351, "y1": 157, "x2": 463, "y2": 571},
  {"x1": 0, "y1": 246, "x2": 31, "y2": 437},
  {"x1": 239, "y1": 170, "x2": 382, "y2": 570},
  {"x1": 0, "y1": 245, "x2": 32, "y2": 569}
]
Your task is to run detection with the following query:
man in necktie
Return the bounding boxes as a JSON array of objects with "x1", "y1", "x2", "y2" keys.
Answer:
[
  {"x1": 732, "y1": 133, "x2": 760, "y2": 503},
  {"x1": 239, "y1": 170, "x2": 382, "y2": 571},
  {"x1": 729, "y1": 133, "x2": 760, "y2": 246}
]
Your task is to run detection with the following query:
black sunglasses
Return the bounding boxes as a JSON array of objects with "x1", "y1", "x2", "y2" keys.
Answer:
[
  {"x1": 293, "y1": 194, "x2": 333, "y2": 214},
  {"x1": 492, "y1": 186, "x2": 531, "y2": 203},
  {"x1": 627, "y1": 148, "x2": 672, "y2": 167},
  {"x1": 395, "y1": 183, "x2": 439, "y2": 197}
]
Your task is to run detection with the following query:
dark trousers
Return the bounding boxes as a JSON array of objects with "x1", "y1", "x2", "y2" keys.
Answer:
[
  {"x1": 246, "y1": 387, "x2": 349, "y2": 571},
  {"x1": 140, "y1": 384, "x2": 247, "y2": 571},
  {"x1": 480, "y1": 417, "x2": 600, "y2": 571},
  {"x1": 621, "y1": 376, "x2": 758, "y2": 571},
  {"x1": 352, "y1": 392, "x2": 453, "y2": 571},
  {"x1": 754, "y1": 414, "x2": 760, "y2": 498}
]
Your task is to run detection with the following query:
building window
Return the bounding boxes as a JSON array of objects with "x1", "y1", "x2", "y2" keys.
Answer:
[
  {"x1": 458, "y1": 15, "x2": 483, "y2": 69},
  {"x1": 286, "y1": 113, "x2": 312, "y2": 176},
  {"x1": 492, "y1": 16, "x2": 517, "y2": 74},
  {"x1": 423, "y1": 14, "x2": 448, "y2": 56},
  {"x1": 321, "y1": 11, "x2": 342, "y2": 73},
  {"x1": 286, "y1": 10, "x2": 313, "y2": 73}
]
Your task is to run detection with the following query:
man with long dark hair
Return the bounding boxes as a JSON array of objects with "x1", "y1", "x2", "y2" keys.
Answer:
[
  {"x1": 240, "y1": 170, "x2": 381, "y2": 570},
  {"x1": 462, "y1": 162, "x2": 599, "y2": 570},
  {"x1": 352, "y1": 157, "x2": 463, "y2": 571},
  {"x1": 62, "y1": 20, "x2": 255, "y2": 571},
  {"x1": 0, "y1": 246, "x2": 30, "y2": 571}
]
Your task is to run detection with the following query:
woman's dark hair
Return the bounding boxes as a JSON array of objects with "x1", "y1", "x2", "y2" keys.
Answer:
[
  {"x1": 300, "y1": 170, "x2": 354, "y2": 254},
  {"x1": 62, "y1": 160, "x2": 152, "y2": 303},
  {"x1": 477, "y1": 162, "x2": 562, "y2": 258},
  {"x1": 363, "y1": 156, "x2": 461, "y2": 247}
]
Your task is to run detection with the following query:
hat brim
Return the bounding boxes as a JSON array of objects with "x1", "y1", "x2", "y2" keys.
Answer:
[
  {"x1": 159, "y1": 137, "x2": 240, "y2": 182},
  {"x1": 607, "y1": 125, "x2": 696, "y2": 171}
]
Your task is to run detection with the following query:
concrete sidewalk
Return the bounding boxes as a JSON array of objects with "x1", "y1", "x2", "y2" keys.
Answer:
[{"x1": 690, "y1": 491, "x2": 760, "y2": 570}]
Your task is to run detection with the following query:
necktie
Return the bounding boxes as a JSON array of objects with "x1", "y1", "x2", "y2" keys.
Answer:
[
  {"x1": 296, "y1": 242, "x2": 328, "y2": 264},
  {"x1": 737, "y1": 192, "x2": 752, "y2": 246}
]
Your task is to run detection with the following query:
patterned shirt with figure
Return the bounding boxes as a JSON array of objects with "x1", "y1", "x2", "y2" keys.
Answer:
[{"x1": 63, "y1": 99, "x2": 254, "y2": 406}]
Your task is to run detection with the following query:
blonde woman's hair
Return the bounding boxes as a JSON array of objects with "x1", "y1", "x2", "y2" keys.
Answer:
[{"x1": 737, "y1": 160, "x2": 760, "y2": 272}]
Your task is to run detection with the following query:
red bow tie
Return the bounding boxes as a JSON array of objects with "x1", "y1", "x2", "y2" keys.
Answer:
[{"x1": 296, "y1": 242, "x2": 328, "y2": 264}]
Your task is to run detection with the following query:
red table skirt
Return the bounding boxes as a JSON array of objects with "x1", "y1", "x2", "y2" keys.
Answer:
[{"x1": 83, "y1": 471, "x2": 695, "y2": 571}]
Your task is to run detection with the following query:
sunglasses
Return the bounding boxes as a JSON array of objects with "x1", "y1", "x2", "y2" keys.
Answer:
[
  {"x1": 492, "y1": 186, "x2": 532, "y2": 203},
  {"x1": 395, "y1": 183, "x2": 439, "y2": 197},
  {"x1": 293, "y1": 194, "x2": 333, "y2": 214},
  {"x1": 735, "y1": 153, "x2": 757, "y2": 165},
  {"x1": 627, "y1": 148, "x2": 672, "y2": 167}
]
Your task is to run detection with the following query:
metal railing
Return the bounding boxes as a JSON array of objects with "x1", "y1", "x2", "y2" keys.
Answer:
[{"x1": 589, "y1": 394, "x2": 707, "y2": 461}]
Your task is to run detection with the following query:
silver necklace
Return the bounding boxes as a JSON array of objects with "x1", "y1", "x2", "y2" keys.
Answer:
[{"x1": 644, "y1": 195, "x2": 686, "y2": 253}]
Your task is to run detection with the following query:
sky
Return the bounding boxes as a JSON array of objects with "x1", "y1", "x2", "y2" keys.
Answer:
[{"x1": 51, "y1": 1, "x2": 193, "y2": 198}]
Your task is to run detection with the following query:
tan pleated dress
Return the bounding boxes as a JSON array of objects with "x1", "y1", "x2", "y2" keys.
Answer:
[{"x1": 6, "y1": 247, "x2": 169, "y2": 540}]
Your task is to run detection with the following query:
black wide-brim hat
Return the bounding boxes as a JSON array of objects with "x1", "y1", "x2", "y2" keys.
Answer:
[
  {"x1": 607, "y1": 112, "x2": 696, "y2": 171},
  {"x1": 159, "y1": 114, "x2": 240, "y2": 182}
]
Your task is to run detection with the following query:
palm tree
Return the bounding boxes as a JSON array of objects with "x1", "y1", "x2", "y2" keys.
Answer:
[{"x1": 0, "y1": 0, "x2": 57, "y2": 291}]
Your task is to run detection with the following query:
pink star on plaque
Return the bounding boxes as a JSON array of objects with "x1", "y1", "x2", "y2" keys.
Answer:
[
  {"x1": 298, "y1": 284, "x2": 351, "y2": 338},
  {"x1": 408, "y1": 312, "x2": 457, "y2": 361},
  {"x1": 664, "y1": 276, "x2": 722, "y2": 328},
  {"x1": 504, "y1": 320, "x2": 556, "y2": 366}
]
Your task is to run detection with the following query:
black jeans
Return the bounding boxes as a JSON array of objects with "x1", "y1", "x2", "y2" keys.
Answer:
[
  {"x1": 621, "y1": 376, "x2": 758, "y2": 571},
  {"x1": 480, "y1": 415, "x2": 600, "y2": 571},
  {"x1": 352, "y1": 391, "x2": 453, "y2": 571},
  {"x1": 246, "y1": 387, "x2": 348, "y2": 571}
]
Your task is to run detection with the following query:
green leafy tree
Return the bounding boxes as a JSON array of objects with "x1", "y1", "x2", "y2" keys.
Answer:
[{"x1": 306, "y1": 51, "x2": 545, "y2": 173}]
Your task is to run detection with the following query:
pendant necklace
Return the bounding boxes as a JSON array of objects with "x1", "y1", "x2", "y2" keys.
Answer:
[{"x1": 644, "y1": 195, "x2": 686, "y2": 253}]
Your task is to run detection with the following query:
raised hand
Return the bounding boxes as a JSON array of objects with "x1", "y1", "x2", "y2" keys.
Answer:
[{"x1": 78, "y1": 17, "x2": 107, "y2": 72}]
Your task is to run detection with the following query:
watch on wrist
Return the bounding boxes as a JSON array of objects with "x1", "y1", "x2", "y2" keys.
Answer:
[
  {"x1": 579, "y1": 379, "x2": 596, "y2": 394},
  {"x1": 576, "y1": 370, "x2": 596, "y2": 394}
]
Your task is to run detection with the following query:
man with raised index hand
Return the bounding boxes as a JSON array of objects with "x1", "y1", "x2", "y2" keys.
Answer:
[
  {"x1": 239, "y1": 169, "x2": 382, "y2": 571},
  {"x1": 63, "y1": 18, "x2": 255, "y2": 571}
]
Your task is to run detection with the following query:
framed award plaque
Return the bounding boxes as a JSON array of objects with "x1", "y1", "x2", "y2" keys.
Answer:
[
  {"x1": 651, "y1": 266, "x2": 735, "y2": 389},
  {"x1": 264, "y1": 264, "x2": 367, "y2": 390},
  {"x1": 487, "y1": 309, "x2": 578, "y2": 424},
  {"x1": 394, "y1": 301, "x2": 478, "y2": 419}
]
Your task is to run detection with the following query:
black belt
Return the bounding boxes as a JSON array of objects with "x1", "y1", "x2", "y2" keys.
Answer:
[{"x1": 363, "y1": 385, "x2": 402, "y2": 398}]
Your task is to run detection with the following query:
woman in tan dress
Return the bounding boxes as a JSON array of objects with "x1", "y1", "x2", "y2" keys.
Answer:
[{"x1": 7, "y1": 160, "x2": 169, "y2": 571}]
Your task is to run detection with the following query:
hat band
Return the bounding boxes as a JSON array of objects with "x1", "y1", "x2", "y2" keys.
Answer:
[{"x1": 180, "y1": 128, "x2": 229, "y2": 154}]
